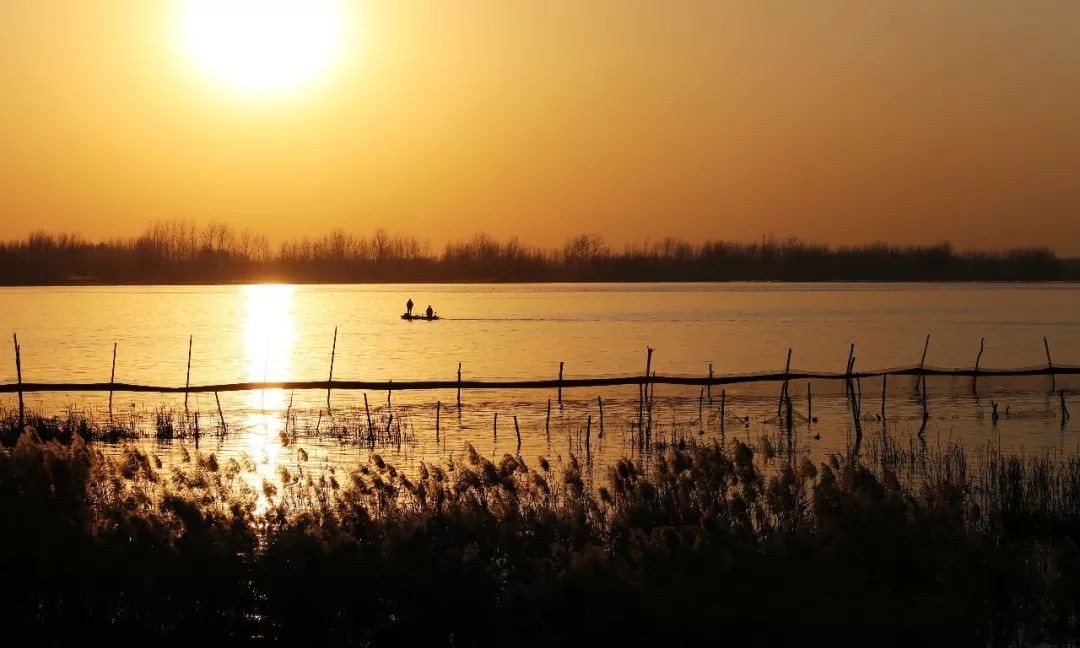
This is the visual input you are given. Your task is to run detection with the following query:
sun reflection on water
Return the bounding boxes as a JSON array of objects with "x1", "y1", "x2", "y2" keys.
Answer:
[{"x1": 242, "y1": 285, "x2": 296, "y2": 485}]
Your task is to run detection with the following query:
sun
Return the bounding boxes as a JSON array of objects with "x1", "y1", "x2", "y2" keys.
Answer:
[{"x1": 178, "y1": 0, "x2": 345, "y2": 97}]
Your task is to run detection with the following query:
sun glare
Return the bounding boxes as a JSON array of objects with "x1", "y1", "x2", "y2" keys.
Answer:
[{"x1": 179, "y1": 0, "x2": 345, "y2": 97}]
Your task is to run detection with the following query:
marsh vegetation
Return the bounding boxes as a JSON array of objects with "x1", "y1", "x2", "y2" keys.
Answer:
[{"x1": 3, "y1": 421, "x2": 1080, "y2": 645}]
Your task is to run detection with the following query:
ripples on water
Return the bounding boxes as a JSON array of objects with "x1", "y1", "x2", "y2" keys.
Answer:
[{"x1": 2, "y1": 282, "x2": 1078, "y2": 494}]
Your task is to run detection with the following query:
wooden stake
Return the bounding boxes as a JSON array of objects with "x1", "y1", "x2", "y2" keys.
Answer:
[
  {"x1": 285, "y1": 388, "x2": 293, "y2": 440},
  {"x1": 707, "y1": 363, "x2": 713, "y2": 404},
  {"x1": 917, "y1": 334, "x2": 930, "y2": 404},
  {"x1": 493, "y1": 412, "x2": 498, "y2": 439},
  {"x1": 327, "y1": 327, "x2": 337, "y2": 410},
  {"x1": 13, "y1": 333, "x2": 23, "y2": 429},
  {"x1": 1045, "y1": 337, "x2": 1055, "y2": 392},
  {"x1": 698, "y1": 388, "x2": 704, "y2": 429},
  {"x1": 435, "y1": 400, "x2": 441, "y2": 441},
  {"x1": 777, "y1": 348, "x2": 792, "y2": 417},
  {"x1": 558, "y1": 361, "x2": 564, "y2": 406},
  {"x1": 807, "y1": 382, "x2": 812, "y2": 424},
  {"x1": 184, "y1": 335, "x2": 192, "y2": 412},
  {"x1": 643, "y1": 369, "x2": 652, "y2": 436},
  {"x1": 637, "y1": 383, "x2": 644, "y2": 432},
  {"x1": 973, "y1": 337, "x2": 984, "y2": 395},
  {"x1": 598, "y1": 396, "x2": 605, "y2": 437},
  {"x1": 850, "y1": 376, "x2": 862, "y2": 441},
  {"x1": 514, "y1": 415, "x2": 521, "y2": 451},
  {"x1": 720, "y1": 389, "x2": 726, "y2": 435},
  {"x1": 845, "y1": 343, "x2": 855, "y2": 399},
  {"x1": 785, "y1": 390, "x2": 793, "y2": 431},
  {"x1": 108, "y1": 342, "x2": 117, "y2": 420},
  {"x1": 586, "y1": 414, "x2": 592, "y2": 453},
  {"x1": 644, "y1": 347, "x2": 654, "y2": 435},
  {"x1": 920, "y1": 373, "x2": 929, "y2": 436},
  {"x1": 363, "y1": 393, "x2": 373, "y2": 439},
  {"x1": 545, "y1": 398, "x2": 551, "y2": 436},
  {"x1": 881, "y1": 373, "x2": 887, "y2": 420},
  {"x1": 214, "y1": 391, "x2": 227, "y2": 434},
  {"x1": 456, "y1": 362, "x2": 462, "y2": 407}
]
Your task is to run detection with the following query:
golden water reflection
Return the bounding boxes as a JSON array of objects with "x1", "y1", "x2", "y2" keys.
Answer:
[{"x1": 242, "y1": 285, "x2": 295, "y2": 481}]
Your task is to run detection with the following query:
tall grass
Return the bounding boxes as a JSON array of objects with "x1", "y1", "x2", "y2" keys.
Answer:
[{"x1": 3, "y1": 426, "x2": 1080, "y2": 644}]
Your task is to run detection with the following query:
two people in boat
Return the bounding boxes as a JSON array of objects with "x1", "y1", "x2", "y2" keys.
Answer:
[{"x1": 405, "y1": 299, "x2": 435, "y2": 319}]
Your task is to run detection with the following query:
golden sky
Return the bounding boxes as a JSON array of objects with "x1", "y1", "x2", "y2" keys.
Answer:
[{"x1": 1, "y1": 1, "x2": 1078, "y2": 252}]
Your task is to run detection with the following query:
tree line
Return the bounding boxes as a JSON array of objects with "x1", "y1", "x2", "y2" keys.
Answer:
[{"x1": 0, "y1": 220, "x2": 1072, "y2": 284}]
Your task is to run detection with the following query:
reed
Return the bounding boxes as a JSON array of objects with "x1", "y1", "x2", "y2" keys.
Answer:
[{"x1": 3, "y1": 426, "x2": 1080, "y2": 644}]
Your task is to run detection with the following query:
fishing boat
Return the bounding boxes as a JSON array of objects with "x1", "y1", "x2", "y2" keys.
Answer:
[{"x1": 402, "y1": 312, "x2": 440, "y2": 321}]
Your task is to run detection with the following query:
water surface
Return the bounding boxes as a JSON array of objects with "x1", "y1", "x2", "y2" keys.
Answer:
[{"x1": 2, "y1": 283, "x2": 1077, "y2": 486}]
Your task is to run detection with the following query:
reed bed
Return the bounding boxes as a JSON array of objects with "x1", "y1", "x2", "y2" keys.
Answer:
[{"x1": 3, "y1": 424, "x2": 1080, "y2": 645}]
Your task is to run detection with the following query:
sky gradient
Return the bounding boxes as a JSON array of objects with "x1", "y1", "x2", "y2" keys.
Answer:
[{"x1": 2, "y1": 1, "x2": 1078, "y2": 252}]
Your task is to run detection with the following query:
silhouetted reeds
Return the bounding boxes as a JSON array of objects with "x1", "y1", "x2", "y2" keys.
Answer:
[{"x1": 2, "y1": 426, "x2": 1080, "y2": 645}]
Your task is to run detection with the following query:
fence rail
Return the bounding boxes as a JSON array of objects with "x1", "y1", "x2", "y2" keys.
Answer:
[{"x1": 1, "y1": 366, "x2": 1076, "y2": 395}]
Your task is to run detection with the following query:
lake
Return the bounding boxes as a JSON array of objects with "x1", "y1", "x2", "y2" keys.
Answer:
[{"x1": 2, "y1": 282, "x2": 1078, "y2": 486}]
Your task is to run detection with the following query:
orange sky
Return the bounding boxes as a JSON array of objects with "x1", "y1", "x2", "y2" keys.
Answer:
[{"x1": 2, "y1": 1, "x2": 1079, "y2": 252}]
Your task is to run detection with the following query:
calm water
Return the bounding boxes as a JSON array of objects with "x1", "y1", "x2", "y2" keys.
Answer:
[{"x1": 2, "y1": 283, "x2": 1078, "y2": 486}]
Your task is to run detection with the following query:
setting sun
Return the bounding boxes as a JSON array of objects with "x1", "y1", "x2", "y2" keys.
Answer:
[{"x1": 178, "y1": 0, "x2": 345, "y2": 97}]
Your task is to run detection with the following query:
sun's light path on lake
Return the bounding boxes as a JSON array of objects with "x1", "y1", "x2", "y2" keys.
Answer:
[{"x1": 242, "y1": 284, "x2": 296, "y2": 486}]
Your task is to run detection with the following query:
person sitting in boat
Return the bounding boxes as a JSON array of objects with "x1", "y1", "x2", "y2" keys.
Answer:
[
  {"x1": 406, "y1": 298, "x2": 414, "y2": 316},
  {"x1": 425, "y1": 305, "x2": 434, "y2": 319}
]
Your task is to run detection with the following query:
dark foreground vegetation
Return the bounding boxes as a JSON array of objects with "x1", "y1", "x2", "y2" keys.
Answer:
[
  {"x1": 3, "y1": 423, "x2": 1080, "y2": 646},
  {"x1": 1, "y1": 220, "x2": 1073, "y2": 284}
]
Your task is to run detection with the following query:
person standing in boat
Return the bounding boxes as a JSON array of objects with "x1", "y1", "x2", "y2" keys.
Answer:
[
  {"x1": 425, "y1": 305, "x2": 434, "y2": 319},
  {"x1": 406, "y1": 298, "x2": 414, "y2": 316}
]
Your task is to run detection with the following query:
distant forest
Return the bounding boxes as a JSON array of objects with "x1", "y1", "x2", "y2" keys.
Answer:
[{"x1": 0, "y1": 221, "x2": 1076, "y2": 284}]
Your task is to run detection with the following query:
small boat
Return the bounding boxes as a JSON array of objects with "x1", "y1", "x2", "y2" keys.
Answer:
[{"x1": 402, "y1": 312, "x2": 440, "y2": 321}]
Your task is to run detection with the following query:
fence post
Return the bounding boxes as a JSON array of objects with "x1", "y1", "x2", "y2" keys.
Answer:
[
  {"x1": 184, "y1": 335, "x2": 192, "y2": 413},
  {"x1": 881, "y1": 373, "x2": 887, "y2": 420},
  {"x1": 558, "y1": 361, "x2": 564, "y2": 406},
  {"x1": 972, "y1": 337, "x2": 984, "y2": 395},
  {"x1": 845, "y1": 343, "x2": 855, "y2": 399},
  {"x1": 108, "y1": 342, "x2": 117, "y2": 420},
  {"x1": 707, "y1": 362, "x2": 713, "y2": 404},
  {"x1": 598, "y1": 396, "x2": 605, "y2": 437},
  {"x1": 457, "y1": 362, "x2": 462, "y2": 407},
  {"x1": 1045, "y1": 337, "x2": 1056, "y2": 392},
  {"x1": 586, "y1": 414, "x2": 592, "y2": 455},
  {"x1": 435, "y1": 400, "x2": 441, "y2": 441},
  {"x1": 644, "y1": 347, "x2": 654, "y2": 436},
  {"x1": 545, "y1": 398, "x2": 551, "y2": 437},
  {"x1": 13, "y1": 333, "x2": 23, "y2": 429},
  {"x1": 698, "y1": 388, "x2": 704, "y2": 431},
  {"x1": 327, "y1": 326, "x2": 337, "y2": 410},
  {"x1": 214, "y1": 391, "x2": 227, "y2": 434},
  {"x1": 514, "y1": 415, "x2": 521, "y2": 452},
  {"x1": 777, "y1": 348, "x2": 792, "y2": 417},
  {"x1": 720, "y1": 389, "x2": 726, "y2": 435},
  {"x1": 917, "y1": 335, "x2": 930, "y2": 435},
  {"x1": 917, "y1": 334, "x2": 930, "y2": 394},
  {"x1": 363, "y1": 393, "x2": 373, "y2": 441}
]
